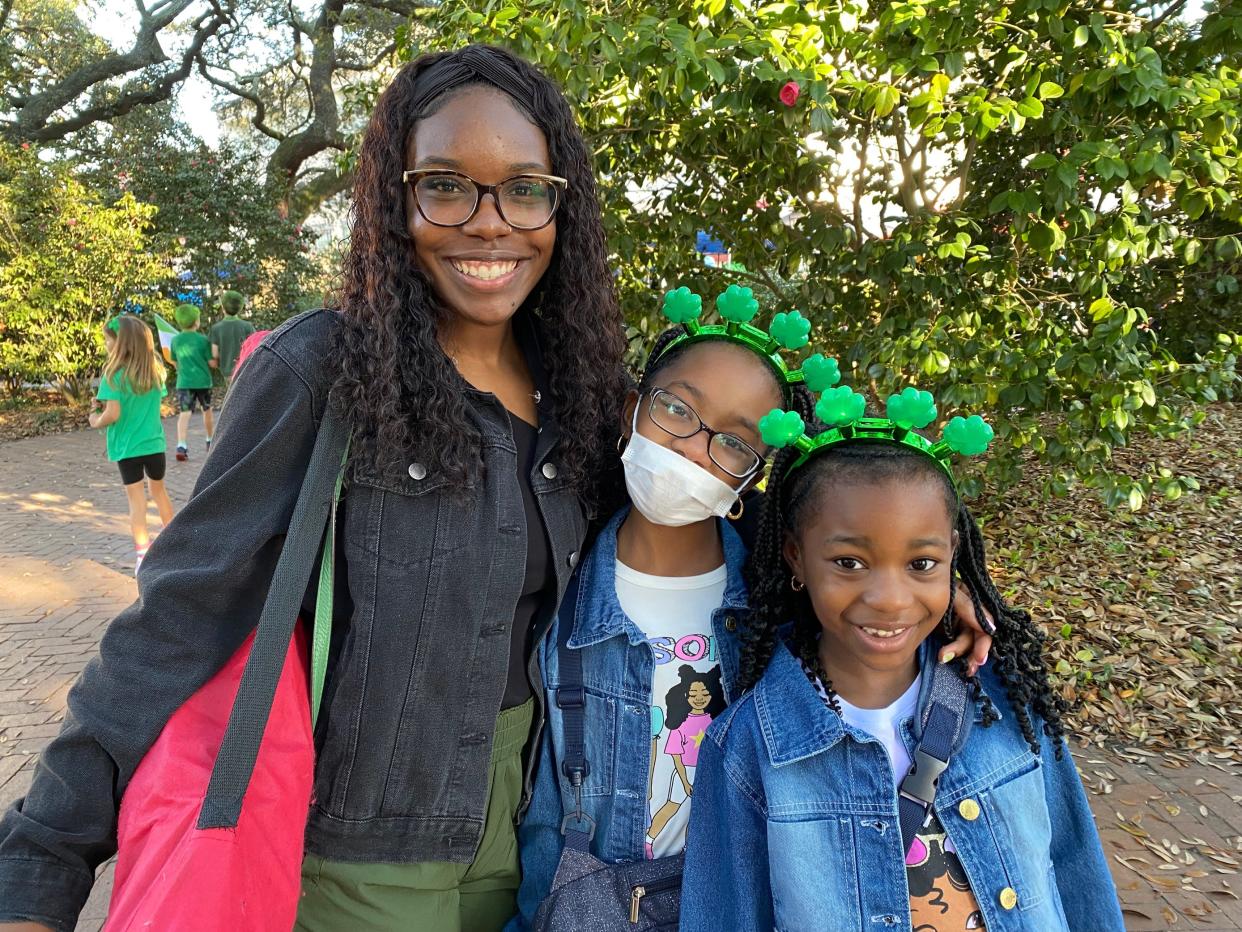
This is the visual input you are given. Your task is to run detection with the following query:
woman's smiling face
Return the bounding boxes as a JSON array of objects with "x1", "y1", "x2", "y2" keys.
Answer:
[{"x1": 406, "y1": 84, "x2": 556, "y2": 329}]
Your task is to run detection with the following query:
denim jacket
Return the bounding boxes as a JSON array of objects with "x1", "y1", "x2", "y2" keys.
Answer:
[
  {"x1": 0, "y1": 309, "x2": 590, "y2": 931},
  {"x1": 681, "y1": 640, "x2": 1123, "y2": 932},
  {"x1": 507, "y1": 508, "x2": 748, "y2": 931}
]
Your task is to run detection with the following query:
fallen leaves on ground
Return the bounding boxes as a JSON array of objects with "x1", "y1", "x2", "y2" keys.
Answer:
[{"x1": 980, "y1": 403, "x2": 1242, "y2": 765}]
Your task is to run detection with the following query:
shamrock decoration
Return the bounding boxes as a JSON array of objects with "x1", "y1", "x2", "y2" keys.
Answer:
[
  {"x1": 886, "y1": 387, "x2": 937, "y2": 429},
  {"x1": 716, "y1": 284, "x2": 759, "y2": 324},
  {"x1": 942, "y1": 415, "x2": 994, "y2": 456},
  {"x1": 816, "y1": 386, "x2": 866, "y2": 427},
  {"x1": 662, "y1": 287, "x2": 703, "y2": 325},
  {"x1": 800, "y1": 353, "x2": 841, "y2": 392},
  {"x1": 769, "y1": 311, "x2": 811, "y2": 350},
  {"x1": 759, "y1": 409, "x2": 806, "y2": 448}
]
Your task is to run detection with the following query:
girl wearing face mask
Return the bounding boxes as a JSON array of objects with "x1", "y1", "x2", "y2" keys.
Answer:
[{"x1": 506, "y1": 302, "x2": 994, "y2": 931}]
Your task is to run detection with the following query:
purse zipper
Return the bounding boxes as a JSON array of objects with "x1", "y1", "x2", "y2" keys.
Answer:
[{"x1": 629, "y1": 875, "x2": 682, "y2": 923}]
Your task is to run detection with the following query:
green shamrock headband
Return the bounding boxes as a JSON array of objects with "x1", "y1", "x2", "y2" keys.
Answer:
[
  {"x1": 654, "y1": 285, "x2": 843, "y2": 397},
  {"x1": 757, "y1": 376, "x2": 995, "y2": 487}
]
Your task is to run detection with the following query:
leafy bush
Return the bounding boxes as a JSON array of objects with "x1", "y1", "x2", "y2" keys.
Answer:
[{"x1": 427, "y1": 0, "x2": 1241, "y2": 507}]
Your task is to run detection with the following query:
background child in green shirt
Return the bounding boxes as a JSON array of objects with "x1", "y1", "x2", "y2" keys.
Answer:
[
  {"x1": 90, "y1": 316, "x2": 176, "y2": 575},
  {"x1": 169, "y1": 303, "x2": 215, "y2": 461},
  {"x1": 208, "y1": 290, "x2": 256, "y2": 386}
]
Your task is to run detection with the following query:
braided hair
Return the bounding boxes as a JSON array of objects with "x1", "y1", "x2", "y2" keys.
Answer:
[{"x1": 739, "y1": 441, "x2": 1068, "y2": 757}]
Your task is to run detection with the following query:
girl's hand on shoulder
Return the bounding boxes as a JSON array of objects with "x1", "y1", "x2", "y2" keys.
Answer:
[{"x1": 940, "y1": 580, "x2": 993, "y2": 676}]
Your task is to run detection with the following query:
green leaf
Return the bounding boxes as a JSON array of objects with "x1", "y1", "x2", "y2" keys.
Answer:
[
  {"x1": 1039, "y1": 81, "x2": 1065, "y2": 99},
  {"x1": 1089, "y1": 296, "x2": 1114, "y2": 320},
  {"x1": 1017, "y1": 97, "x2": 1045, "y2": 118},
  {"x1": 704, "y1": 58, "x2": 726, "y2": 84},
  {"x1": 1073, "y1": 25, "x2": 1089, "y2": 47},
  {"x1": 873, "y1": 84, "x2": 901, "y2": 117}
]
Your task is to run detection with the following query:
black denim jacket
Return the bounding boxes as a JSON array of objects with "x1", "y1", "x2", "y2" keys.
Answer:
[{"x1": 0, "y1": 310, "x2": 589, "y2": 930}]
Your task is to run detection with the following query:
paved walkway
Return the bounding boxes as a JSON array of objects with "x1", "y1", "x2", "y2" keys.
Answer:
[{"x1": 1, "y1": 423, "x2": 1240, "y2": 930}]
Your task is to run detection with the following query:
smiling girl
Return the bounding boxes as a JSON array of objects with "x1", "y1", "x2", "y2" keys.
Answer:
[{"x1": 680, "y1": 388, "x2": 1122, "y2": 932}]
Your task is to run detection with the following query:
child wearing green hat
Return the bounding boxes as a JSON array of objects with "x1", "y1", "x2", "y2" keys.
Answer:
[
  {"x1": 209, "y1": 290, "x2": 256, "y2": 386},
  {"x1": 169, "y1": 303, "x2": 214, "y2": 461}
]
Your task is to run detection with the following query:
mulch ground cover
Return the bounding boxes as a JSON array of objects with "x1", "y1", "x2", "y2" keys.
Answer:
[{"x1": 980, "y1": 403, "x2": 1241, "y2": 769}]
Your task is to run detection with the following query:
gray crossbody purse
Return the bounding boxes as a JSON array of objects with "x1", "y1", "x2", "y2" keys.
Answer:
[{"x1": 533, "y1": 572, "x2": 683, "y2": 931}]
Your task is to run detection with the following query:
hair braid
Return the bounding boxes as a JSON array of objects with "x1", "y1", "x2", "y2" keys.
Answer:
[{"x1": 954, "y1": 504, "x2": 1067, "y2": 756}]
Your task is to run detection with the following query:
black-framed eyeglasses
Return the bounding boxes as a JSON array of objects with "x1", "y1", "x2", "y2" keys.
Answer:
[
  {"x1": 645, "y1": 389, "x2": 764, "y2": 479},
  {"x1": 402, "y1": 169, "x2": 568, "y2": 231}
]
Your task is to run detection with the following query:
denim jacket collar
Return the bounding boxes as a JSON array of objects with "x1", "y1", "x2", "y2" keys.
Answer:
[
  {"x1": 755, "y1": 638, "x2": 998, "y2": 768},
  {"x1": 567, "y1": 506, "x2": 750, "y2": 650}
]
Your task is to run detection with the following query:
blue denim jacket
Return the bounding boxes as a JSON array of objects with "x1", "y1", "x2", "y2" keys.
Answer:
[
  {"x1": 507, "y1": 508, "x2": 748, "y2": 931},
  {"x1": 681, "y1": 639, "x2": 1123, "y2": 932}
]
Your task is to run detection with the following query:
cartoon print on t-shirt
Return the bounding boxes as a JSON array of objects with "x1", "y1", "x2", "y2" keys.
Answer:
[
  {"x1": 907, "y1": 813, "x2": 986, "y2": 931},
  {"x1": 646, "y1": 665, "x2": 726, "y2": 855}
]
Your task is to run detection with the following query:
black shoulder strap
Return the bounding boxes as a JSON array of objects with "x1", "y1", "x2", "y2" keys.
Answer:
[
  {"x1": 896, "y1": 656, "x2": 974, "y2": 855},
  {"x1": 197, "y1": 401, "x2": 349, "y2": 830},
  {"x1": 555, "y1": 570, "x2": 594, "y2": 852}
]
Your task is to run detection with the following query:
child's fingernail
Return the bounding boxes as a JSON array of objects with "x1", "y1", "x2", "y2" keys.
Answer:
[{"x1": 940, "y1": 652, "x2": 956, "y2": 664}]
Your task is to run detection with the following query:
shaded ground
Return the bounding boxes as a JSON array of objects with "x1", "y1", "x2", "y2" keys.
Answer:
[{"x1": 0, "y1": 412, "x2": 1239, "y2": 929}]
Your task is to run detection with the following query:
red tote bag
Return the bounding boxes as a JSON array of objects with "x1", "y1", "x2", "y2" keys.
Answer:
[{"x1": 103, "y1": 408, "x2": 348, "y2": 932}]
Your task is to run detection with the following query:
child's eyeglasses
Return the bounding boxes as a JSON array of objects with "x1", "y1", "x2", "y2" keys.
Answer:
[{"x1": 645, "y1": 389, "x2": 763, "y2": 479}]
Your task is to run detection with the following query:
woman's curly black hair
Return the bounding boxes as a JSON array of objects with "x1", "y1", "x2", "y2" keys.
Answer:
[
  {"x1": 738, "y1": 440, "x2": 1069, "y2": 757},
  {"x1": 331, "y1": 45, "x2": 627, "y2": 500}
]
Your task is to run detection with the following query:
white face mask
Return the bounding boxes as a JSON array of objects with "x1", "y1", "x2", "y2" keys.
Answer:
[{"x1": 621, "y1": 407, "x2": 743, "y2": 526}]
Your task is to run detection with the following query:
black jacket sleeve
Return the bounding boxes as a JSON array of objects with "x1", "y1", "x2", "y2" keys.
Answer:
[{"x1": 0, "y1": 313, "x2": 335, "y2": 930}]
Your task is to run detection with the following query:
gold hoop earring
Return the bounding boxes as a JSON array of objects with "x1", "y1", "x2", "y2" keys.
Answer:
[
  {"x1": 727, "y1": 498, "x2": 744, "y2": 521},
  {"x1": 617, "y1": 434, "x2": 627, "y2": 454},
  {"x1": 790, "y1": 576, "x2": 805, "y2": 592}
]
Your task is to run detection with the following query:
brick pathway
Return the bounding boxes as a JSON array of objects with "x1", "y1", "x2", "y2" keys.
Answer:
[{"x1": 1, "y1": 423, "x2": 1240, "y2": 930}]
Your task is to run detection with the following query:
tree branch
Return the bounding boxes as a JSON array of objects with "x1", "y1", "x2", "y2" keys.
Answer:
[
  {"x1": 3, "y1": 2, "x2": 232, "y2": 143},
  {"x1": 853, "y1": 123, "x2": 871, "y2": 249},
  {"x1": 195, "y1": 59, "x2": 286, "y2": 141},
  {"x1": 1149, "y1": 0, "x2": 1190, "y2": 31}
]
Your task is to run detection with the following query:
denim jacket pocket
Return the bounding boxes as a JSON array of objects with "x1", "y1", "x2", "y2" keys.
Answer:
[
  {"x1": 573, "y1": 688, "x2": 617, "y2": 799},
  {"x1": 976, "y1": 755, "x2": 1052, "y2": 912},
  {"x1": 767, "y1": 815, "x2": 862, "y2": 930},
  {"x1": 348, "y1": 466, "x2": 468, "y2": 568}
]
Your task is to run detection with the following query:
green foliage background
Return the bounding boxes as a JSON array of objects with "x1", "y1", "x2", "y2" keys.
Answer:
[
  {"x1": 0, "y1": 143, "x2": 170, "y2": 401},
  {"x1": 423, "y1": 0, "x2": 1240, "y2": 507}
]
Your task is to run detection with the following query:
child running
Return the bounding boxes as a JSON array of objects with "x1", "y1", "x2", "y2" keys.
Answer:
[
  {"x1": 89, "y1": 316, "x2": 176, "y2": 575},
  {"x1": 680, "y1": 382, "x2": 1123, "y2": 931},
  {"x1": 169, "y1": 302, "x2": 214, "y2": 460},
  {"x1": 509, "y1": 290, "x2": 991, "y2": 930}
]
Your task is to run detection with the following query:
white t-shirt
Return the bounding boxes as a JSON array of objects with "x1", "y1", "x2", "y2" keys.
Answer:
[
  {"x1": 823, "y1": 673, "x2": 922, "y2": 788},
  {"x1": 615, "y1": 560, "x2": 728, "y2": 859}
]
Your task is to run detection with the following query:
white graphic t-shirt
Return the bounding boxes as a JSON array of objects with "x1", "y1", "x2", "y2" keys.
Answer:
[{"x1": 615, "y1": 560, "x2": 728, "y2": 859}]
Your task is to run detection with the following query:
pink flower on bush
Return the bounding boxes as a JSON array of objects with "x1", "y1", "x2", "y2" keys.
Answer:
[{"x1": 779, "y1": 81, "x2": 801, "y2": 107}]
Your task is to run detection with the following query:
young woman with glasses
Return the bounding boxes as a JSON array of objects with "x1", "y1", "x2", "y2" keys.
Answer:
[
  {"x1": 507, "y1": 324, "x2": 995, "y2": 929},
  {"x1": 0, "y1": 45, "x2": 627, "y2": 932}
]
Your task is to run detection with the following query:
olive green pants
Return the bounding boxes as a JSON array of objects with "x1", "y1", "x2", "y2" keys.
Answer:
[{"x1": 295, "y1": 699, "x2": 534, "y2": 932}]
